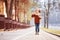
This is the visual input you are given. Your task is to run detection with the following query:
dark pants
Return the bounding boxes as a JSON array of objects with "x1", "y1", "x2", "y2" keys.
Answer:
[{"x1": 35, "y1": 23, "x2": 40, "y2": 32}]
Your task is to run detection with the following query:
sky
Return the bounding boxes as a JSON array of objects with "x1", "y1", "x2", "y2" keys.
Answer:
[{"x1": 39, "y1": 0, "x2": 44, "y2": 2}]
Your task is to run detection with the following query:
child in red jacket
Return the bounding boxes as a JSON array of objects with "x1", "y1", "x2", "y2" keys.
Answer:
[{"x1": 32, "y1": 10, "x2": 41, "y2": 35}]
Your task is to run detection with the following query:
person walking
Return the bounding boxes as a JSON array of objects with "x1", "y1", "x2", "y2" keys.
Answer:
[{"x1": 32, "y1": 9, "x2": 41, "y2": 35}]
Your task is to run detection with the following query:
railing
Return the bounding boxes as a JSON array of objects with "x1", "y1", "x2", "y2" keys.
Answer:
[{"x1": 0, "y1": 15, "x2": 30, "y2": 31}]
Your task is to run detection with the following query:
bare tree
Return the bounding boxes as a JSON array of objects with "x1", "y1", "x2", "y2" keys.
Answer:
[{"x1": 46, "y1": 0, "x2": 50, "y2": 28}]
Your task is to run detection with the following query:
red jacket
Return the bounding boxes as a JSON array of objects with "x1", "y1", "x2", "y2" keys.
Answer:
[{"x1": 32, "y1": 14, "x2": 41, "y2": 23}]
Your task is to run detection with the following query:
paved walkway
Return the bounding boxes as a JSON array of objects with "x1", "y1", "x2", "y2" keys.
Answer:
[{"x1": 0, "y1": 27, "x2": 60, "y2": 40}]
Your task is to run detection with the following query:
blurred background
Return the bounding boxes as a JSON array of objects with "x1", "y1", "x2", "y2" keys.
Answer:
[{"x1": 0, "y1": 0, "x2": 60, "y2": 30}]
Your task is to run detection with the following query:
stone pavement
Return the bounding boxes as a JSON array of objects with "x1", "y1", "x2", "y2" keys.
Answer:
[
  {"x1": 0, "y1": 27, "x2": 60, "y2": 40},
  {"x1": 16, "y1": 29, "x2": 60, "y2": 40}
]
